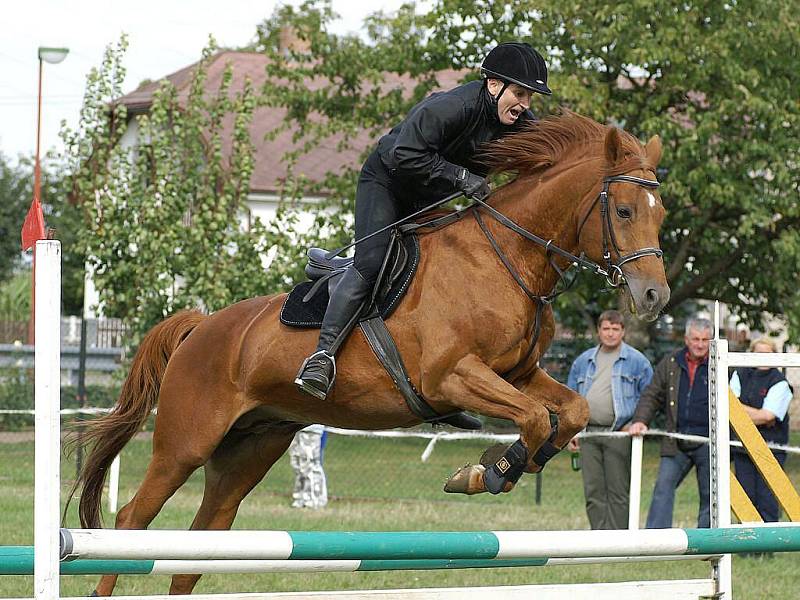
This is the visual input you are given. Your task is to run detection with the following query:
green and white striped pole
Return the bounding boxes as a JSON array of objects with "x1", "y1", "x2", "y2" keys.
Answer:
[{"x1": 58, "y1": 527, "x2": 800, "y2": 562}]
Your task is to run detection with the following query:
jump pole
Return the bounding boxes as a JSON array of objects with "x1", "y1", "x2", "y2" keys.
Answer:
[
  {"x1": 0, "y1": 548, "x2": 719, "y2": 576},
  {"x1": 58, "y1": 526, "x2": 800, "y2": 561}
]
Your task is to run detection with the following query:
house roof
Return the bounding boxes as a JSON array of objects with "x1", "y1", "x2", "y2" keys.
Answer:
[{"x1": 116, "y1": 51, "x2": 466, "y2": 195}]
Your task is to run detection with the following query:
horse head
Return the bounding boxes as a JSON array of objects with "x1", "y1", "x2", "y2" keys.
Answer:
[
  {"x1": 575, "y1": 126, "x2": 669, "y2": 321},
  {"x1": 483, "y1": 110, "x2": 670, "y2": 322}
]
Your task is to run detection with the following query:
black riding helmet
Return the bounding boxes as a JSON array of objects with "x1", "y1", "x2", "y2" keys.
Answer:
[{"x1": 481, "y1": 42, "x2": 552, "y2": 97}]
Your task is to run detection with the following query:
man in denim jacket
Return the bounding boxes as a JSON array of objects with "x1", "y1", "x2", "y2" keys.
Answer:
[{"x1": 567, "y1": 310, "x2": 653, "y2": 529}]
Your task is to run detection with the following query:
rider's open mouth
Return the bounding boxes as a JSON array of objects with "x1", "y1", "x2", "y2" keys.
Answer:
[{"x1": 509, "y1": 107, "x2": 521, "y2": 120}]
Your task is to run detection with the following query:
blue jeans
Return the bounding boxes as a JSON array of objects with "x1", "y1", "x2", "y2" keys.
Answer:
[{"x1": 646, "y1": 444, "x2": 710, "y2": 529}]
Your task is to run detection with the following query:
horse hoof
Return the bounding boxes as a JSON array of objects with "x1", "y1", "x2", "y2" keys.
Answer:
[{"x1": 443, "y1": 464, "x2": 487, "y2": 495}]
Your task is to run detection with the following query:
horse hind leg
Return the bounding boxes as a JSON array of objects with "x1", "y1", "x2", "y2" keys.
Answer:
[
  {"x1": 91, "y1": 450, "x2": 204, "y2": 596},
  {"x1": 91, "y1": 386, "x2": 237, "y2": 596},
  {"x1": 168, "y1": 425, "x2": 300, "y2": 595}
]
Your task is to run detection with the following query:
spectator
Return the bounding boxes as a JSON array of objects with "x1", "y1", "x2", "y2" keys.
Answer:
[
  {"x1": 567, "y1": 310, "x2": 653, "y2": 529},
  {"x1": 629, "y1": 316, "x2": 713, "y2": 528},
  {"x1": 730, "y1": 337, "x2": 793, "y2": 522},
  {"x1": 289, "y1": 424, "x2": 328, "y2": 509}
]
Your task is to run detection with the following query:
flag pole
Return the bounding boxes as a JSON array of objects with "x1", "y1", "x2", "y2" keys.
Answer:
[{"x1": 28, "y1": 57, "x2": 45, "y2": 345}]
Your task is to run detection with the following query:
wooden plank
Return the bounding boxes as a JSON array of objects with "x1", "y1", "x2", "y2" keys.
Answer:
[
  {"x1": 730, "y1": 469, "x2": 763, "y2": 523},
  {"x1": 728, "y1": 389, "x2": 800, "y2": 521}
]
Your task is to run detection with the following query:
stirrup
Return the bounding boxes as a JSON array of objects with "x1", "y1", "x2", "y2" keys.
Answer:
[{"x1": 294, "y1": 350, "x2": 336, "y2": 401}]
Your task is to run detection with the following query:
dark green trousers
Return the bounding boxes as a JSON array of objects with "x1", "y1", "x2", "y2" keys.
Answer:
[{"x1": 581, "y1": 434, "x2": 632, "y2": 529}]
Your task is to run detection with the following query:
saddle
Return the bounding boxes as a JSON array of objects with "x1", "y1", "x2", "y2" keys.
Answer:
[
  {"x1": 280, "y1": 215, "x2": 481, "y2": 430},
  {"x1": 280, "y1": 233, "x2": 419, "y2": 328}
]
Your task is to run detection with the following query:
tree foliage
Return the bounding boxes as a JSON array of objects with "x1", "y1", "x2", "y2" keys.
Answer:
[
  {"x1": 256, "y1": 0, "x2": 800, "y2": 338},
  {"x1": 62, "y1": 36, "x2": 271, "y2": 342},
  {"x1": 0, "y1": 154, "x2": 30, "y2": 282}
]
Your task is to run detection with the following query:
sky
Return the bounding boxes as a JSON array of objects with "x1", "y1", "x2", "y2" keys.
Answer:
[{"x1": 0, "y1": 0, "x2": 414, "y2": 162}]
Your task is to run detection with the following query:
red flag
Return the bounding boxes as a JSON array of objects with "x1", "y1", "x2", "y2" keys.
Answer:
[{"x1": 21, "y1": 196, "x2": 46, "y2": 251}]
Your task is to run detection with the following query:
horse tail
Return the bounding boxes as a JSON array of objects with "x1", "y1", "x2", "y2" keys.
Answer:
[{"x1": 66, "y1": 310, "x2": 207, "y2": 529}]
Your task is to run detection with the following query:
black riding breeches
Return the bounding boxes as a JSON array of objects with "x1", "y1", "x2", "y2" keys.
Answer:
[{"x1": 352, "y1": 152, "x2": 416, "y2": 285}]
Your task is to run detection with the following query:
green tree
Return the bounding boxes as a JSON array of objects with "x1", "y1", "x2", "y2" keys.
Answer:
[
  {"x1": 47, "y1": 183, "x2": 87, "y2": 316},
  {"x1": 62, "y1": 36, "x2": 271, "y2": 342},
  {"x1": 256, "y1": 0, "x2": 800, "y2": 339},
  {"x1": 0, "y1": 155, "x2": 32, "y2": 282}
]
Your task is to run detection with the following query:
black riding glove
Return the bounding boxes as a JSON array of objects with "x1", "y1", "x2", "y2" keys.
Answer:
[{"x1": 455, "y1": 168, "x2": 490, "y2": 200}]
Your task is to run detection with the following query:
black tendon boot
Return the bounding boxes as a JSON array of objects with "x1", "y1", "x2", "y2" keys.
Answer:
[{"x1": 295, "y1": 267, "x2": 372, "y2": 400}]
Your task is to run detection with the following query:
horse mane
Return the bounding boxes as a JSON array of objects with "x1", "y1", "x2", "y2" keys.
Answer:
[{"x1": 482, "y1": 109, "x2": 655, "y2": 176}]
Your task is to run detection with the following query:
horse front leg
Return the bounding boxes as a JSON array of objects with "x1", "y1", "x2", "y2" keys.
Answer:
[
  {"x1": 434, "y1": 355, "x2": 586, "y2": 495},
  {"x1": 514, "y1": 366, "x2": 590, "y2": 472}
]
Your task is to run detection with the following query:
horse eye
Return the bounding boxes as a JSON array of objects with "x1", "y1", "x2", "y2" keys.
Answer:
[{"x1": 616, "y1": 206, "x2": 632, "y2": 219}]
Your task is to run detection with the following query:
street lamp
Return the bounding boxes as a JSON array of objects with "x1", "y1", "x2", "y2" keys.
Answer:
[
  {"x1": 34, "y1": 47, "x2": 69, "y2": 211},
  {"x1": 26, "y1": 46, "x2": 69, "y2": 344}
]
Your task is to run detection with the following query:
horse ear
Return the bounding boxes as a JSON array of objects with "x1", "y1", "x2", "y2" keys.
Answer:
[
  {"x1": 644, "y1": 135, "x2": 662, "y2": 167},
  {"x1": 604, "y1": 127, "x2": 625, "y2": 166}
]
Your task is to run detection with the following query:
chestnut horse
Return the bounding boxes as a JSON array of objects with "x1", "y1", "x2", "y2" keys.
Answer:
[{"x1": 71, "y1": 112, "x2": 669, "y2": 595}]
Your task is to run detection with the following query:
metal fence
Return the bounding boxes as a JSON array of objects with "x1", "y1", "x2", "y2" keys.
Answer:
[{"x1": 0, "y1": 316, "x2": 127, "y2": 349}]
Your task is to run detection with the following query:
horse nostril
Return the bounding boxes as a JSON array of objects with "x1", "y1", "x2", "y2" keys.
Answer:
[{"x1": 645, "y1": 288, "x2": 659, "y2": 308}]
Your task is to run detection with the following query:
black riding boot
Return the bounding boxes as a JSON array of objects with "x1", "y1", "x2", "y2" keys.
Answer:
[{"x1": 295, "y1": 267, "x2": 372, "y2": 400}]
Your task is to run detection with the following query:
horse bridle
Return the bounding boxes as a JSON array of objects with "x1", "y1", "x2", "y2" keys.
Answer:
[
  {"x1": 474, "y1": 171, "x2": 663, "y2": 290},
  {"x1": 576, "y1": 174, "x2": 663, "y2": 287}
]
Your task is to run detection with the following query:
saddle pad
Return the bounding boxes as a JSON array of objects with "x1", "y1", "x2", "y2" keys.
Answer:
[{"x1": 280, "y1": 234, "x2": 420, "y2": 328}]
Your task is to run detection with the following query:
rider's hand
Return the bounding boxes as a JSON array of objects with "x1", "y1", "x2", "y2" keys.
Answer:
[
  {"x1": 628, "y1": 422, "x2": 648, "y2": 436},
  {"x1": 456, "y1": 168, "x2": 490, "y2": 200}
]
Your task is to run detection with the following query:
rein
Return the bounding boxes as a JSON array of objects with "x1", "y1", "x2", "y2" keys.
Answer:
[
  {"x1": 473, "y1": 172, "x2": 662, "y2": 380},
  {"x1": 324, "y1": 170, "x2": 662, "y2": 381}
]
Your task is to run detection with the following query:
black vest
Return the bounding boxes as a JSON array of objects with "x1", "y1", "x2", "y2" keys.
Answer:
[
  {"x1": 676, "y1": 349, "x2": 709, "y2": 437},
  {"x1": 737, "y1": 367, "x2": 791, "y2": 446}
]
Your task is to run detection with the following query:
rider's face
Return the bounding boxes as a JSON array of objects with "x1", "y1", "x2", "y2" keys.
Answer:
[{"x1": 487, "y1": 80, "x2": 532, "y2": 125}]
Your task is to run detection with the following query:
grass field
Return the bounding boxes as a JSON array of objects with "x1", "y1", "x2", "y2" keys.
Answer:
[{"x1": 1, "y1": 431, "x2": 798, "y2": 598}]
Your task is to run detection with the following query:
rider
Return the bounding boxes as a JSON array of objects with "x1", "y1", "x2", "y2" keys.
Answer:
[{"x1": 295, "y1": 42, "x2": 553, "y2": 401}]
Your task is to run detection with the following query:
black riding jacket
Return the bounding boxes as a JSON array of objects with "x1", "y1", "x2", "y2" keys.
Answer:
[{"x1": 376, "y1": 80, "x2": 534, "y2": 198}]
